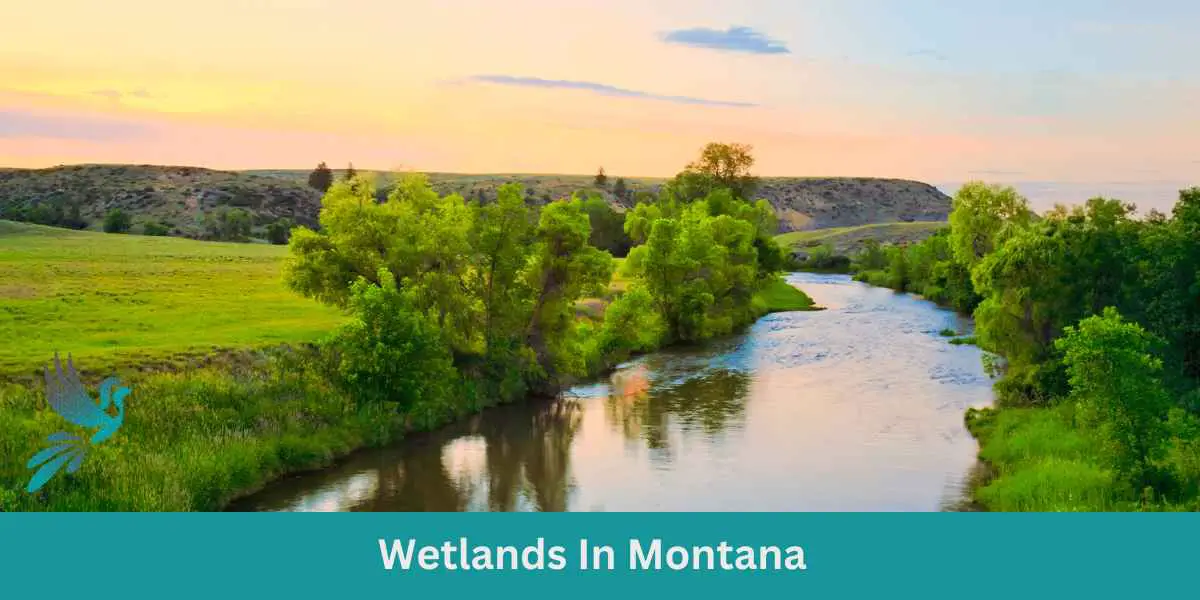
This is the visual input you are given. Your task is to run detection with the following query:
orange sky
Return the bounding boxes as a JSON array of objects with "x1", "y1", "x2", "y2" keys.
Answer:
[{"x1": 2, "y1": 0, "x2": 1198, "y2": 186}]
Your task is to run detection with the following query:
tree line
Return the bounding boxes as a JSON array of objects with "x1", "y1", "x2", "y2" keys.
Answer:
[{"x1": 852, "y1": 182, "x2": 1200, "y2": 505}]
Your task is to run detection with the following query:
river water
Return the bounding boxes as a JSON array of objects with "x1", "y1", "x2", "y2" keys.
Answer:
[{"x1": 232, "y1": 273, "x2": 994, "y2": 512}]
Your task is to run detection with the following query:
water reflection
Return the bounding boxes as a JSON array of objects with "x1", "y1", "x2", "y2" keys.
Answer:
[
  {"x1": 233, "y1": 273, "x2": 994, "y2": 512},
  {"x1": 603, "y1": 364, "x2": 749, "y2": 458}
]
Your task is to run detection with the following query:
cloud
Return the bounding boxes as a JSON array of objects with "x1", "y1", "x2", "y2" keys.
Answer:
[
  {"x1": 907, "y1": 49, "x2": 948, "y2": 62},
  {"x1": 659, "y1": 26, "x2": 789, "y2": 55},
  {"x1": 0, "y1": 109, "x2": 153, "y2": 141},
  {"x1": 467, "y1": 75, "x2": 756, "y2": 108},
  {"x1": 91, "y1": 88, "x2": 154, "y2": 102}
]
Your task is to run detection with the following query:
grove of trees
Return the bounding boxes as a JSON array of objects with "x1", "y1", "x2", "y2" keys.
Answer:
[
  {"x1": 853, "y1": 182, "x2": 1200, "y2": 507},
  {"x1": 283, "y1": 143, "x2": 787, "y2": 428}
]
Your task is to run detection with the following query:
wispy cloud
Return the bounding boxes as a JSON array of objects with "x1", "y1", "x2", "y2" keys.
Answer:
[
  {"x1": 907, "y1": 49, "x2": 948, "y2": 62},
  {"x1": 467, "y1": 75, "x2": 756, "y2": 108},
  {"x1": 92, "y1": 88, "x2": 154, "y2": 102},
  {"x1": 0, "y1": 109, "x2": 152, "y2": 141},
  {"x1": 659, "y1": 26, "x2": 789, "y2": 55}
]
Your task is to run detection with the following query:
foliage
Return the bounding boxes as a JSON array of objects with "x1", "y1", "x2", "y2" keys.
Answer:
[
  {"x1": 664, "y1": 142, "x2": 759, "y2": 202},
  {"x1": 307, "y1": 162, "x2": 333, "y2": 192},
  {"x1": 142, "y1": 221, "x2": 171, "y2": 236},
  {"x1": 798, "y1": 243, "x2": 851, "y2": 272},
  {"x1": 596, "y1": 287, "x2": 664, "y2": 365},
  {"x1": 344, "y1": 163, "x2": 358, "y2": 182},
  {"x1": 285, "y1": 174, "x2": 613, "y2": 389},
  {"x1": 102, "y1": 209, "x2": 132, "y2": 234},
  {"x1": 265, "y1": 218, "x2": 293, "y2": 245},
  {"x1": 1055, "y1": 308, "x2": 1170, "y2": 490},
  {"x1": 576, "y1": 191, "x2": 632, "y2": 256},
  {"x1": 326, "y1": 273, "x2": 459, "y2": 419},
  {"x1": 594, "y1": 167, "x2": 607, "y2": 187},
  {"x1": 202, "y1": 206, "x2": 253, "y2": 241},
  {"x1": 612, "y1": 177, "x2": 628, "y2": 201},
  {"x1": 948, "y1": 181, "x2": 1032, "y2": 267}
]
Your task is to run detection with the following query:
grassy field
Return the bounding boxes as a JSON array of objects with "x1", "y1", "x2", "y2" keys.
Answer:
[
  {"x1": 0, "y1": 220, "x2": 344, "y2": 378},
  {"x1": 774, "y1": 221, "x2": 946, "y2": 256}
]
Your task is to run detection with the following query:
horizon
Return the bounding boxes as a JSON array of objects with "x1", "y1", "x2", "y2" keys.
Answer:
[{"x1": 2, "y1": 0, "x2": 1198, "y2": 210}]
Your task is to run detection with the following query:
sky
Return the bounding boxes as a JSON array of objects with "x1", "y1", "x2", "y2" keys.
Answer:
[{"x1": 2, "y1": 0, "x2": 1198, "y2": 208}]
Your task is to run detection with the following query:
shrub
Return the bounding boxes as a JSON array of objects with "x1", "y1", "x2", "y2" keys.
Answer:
[
  {"x1": 103, "y1": 209, "x2": 132, "y2": 233},
  {"x1": 143, "y1": 221, "x2": 171, "y2": 236}
]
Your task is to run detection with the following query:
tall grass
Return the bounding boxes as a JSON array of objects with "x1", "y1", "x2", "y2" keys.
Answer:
[{"x1": 0, "y1": 351, "x2": 412, "y2": 511}]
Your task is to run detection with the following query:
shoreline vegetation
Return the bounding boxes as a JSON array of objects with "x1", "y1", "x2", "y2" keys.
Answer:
[
  {"x1": 1, "y1": 143, "x2": 819, "y2": 511},
  {"x1": 847, "y1": 183, "x2": 1200, "y2": 511}
]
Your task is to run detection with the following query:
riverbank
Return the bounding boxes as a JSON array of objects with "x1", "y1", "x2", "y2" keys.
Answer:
[
  {"x1": 0, "y1": 276, "x2": 817, "y2": 511},
  {"x1": 234, "y1": 272, "x2": 985, "y2": 512}
]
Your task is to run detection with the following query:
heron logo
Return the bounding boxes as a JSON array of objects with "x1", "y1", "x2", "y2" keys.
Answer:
[{"x1": 25, "y1": 353, "x2": 130, "y2": 494}]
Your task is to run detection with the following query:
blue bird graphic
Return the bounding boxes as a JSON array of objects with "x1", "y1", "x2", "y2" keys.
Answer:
[{"x1": 25, "y1": 353, "x2": 129, "y2": 493}]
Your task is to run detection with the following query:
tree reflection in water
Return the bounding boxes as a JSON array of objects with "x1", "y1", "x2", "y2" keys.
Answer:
[
  {"x1": 604, "y1": 360, "x2": 750, "y2": 462},
  {"x1": 358, "y1": 396, "x2": 584, "y2": 511}
]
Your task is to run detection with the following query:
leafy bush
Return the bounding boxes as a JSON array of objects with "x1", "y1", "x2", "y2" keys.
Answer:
[
  {"x1": 103, "y1": 209, "x2": 132, "y2": 233},
  {"x1": 143, "y1": 221, "x2": 171, "y2": 236},
  {"x1": 325, "y1": 272, "x2": 459, "y2": 423}
]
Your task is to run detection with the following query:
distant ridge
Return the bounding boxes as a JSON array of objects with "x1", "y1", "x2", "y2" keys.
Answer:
[{"x1": 0, "y1": 164, "x2": 951, "y2": 238}]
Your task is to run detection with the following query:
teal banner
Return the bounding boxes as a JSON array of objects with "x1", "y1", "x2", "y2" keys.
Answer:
[{"x1": 0, "y1": 513, "x2": 1192, "y2": 598}]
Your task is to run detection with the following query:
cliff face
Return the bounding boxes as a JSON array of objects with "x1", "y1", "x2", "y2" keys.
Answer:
[{"x1": 754, "y1": 177, "x2": 952, "y2": 232}]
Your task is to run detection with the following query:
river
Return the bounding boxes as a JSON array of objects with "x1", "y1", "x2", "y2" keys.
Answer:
[{"x1": 231, "y1": 273, "x2": 994, "y2": 512}]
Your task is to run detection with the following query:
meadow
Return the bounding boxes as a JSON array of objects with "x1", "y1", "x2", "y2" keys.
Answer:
[{"x1": 0, "y1": 220, "x2": 344, "y2": 379}]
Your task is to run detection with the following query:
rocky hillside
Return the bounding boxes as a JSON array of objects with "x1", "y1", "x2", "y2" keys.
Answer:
[
  {"x1": 0, "y1": 165, "x2": 321, "y2": 238},
  {"x1": 0, "y1": 166, "x2": 951, "y2": 238},
  {"x1": 756, "y1": 177, "x2": 951, "y2": 232}
]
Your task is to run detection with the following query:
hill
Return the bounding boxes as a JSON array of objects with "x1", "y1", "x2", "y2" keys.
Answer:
[
  {"x1": 774, "y1": 221, "x2": 946, "y2": 259},
  {"x1": 260, "y1": 170, "x2": 952, "y2": 231},
  {"x1": 0, "y1": 220, "x2": 344, "y2": 378},
  {"x1": 0, "y1": 165, "x2": 322, "y2": 238},
  {"x1": 0, "y1": 165, "x2": 952, "y2": 238}
]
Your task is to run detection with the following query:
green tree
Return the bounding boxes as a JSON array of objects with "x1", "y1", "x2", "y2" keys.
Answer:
[
  {"x1": 265, "y1": 218, "x2": 293, "y2": 245},
  {"x1": 667, "y1": 142, "x2": 759, "y2": 202},
  {"x1": 594, "y1": 167, "x2": 608, "y2": 188},
  {"x1": 327, "y1": 272, "x2": 458, "y2": 423},
  {"x1": 525, "y1": 198, "x2": 614, "y2": 378},
  {"x1": 469, "y1": 182, "x2": 535, "y2": 354},
  {"x1": 344, "y1": 162, "x2": 358, "y2": 182},
  {"x1": 307, "y1": 162, "x2": 333, "y2": 192},
  {"x1": 576, "y1": 191, "x2": 631, "y2": 256},
  {"x1": 948, "y1": 181, "x2": 1032, "y2": 267},
  {"x1": 612, "y1": 177, "x2": 628, "y2": 201},
  {"x1": 103, "y1": 208, "x2": 132, "y2": 234},
  {"x1": 1056, "y1": 308, "x2": 1170, "y2": 490}
]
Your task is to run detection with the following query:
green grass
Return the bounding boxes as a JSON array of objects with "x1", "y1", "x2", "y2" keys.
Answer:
[
  {"x1": 966, "y1": 405, "x2": 1125, "y2": 511},
  {"x1": 774, "y1": 221, "x2": 945, "y2": 256},
  {"x1": 939, "y1": 328, "x2": 957, "y2": 337},
  {"x1": 949, "y1": 336, "x2": 978, "y2": 346},
  {"x1": 756, "y1": 278, "x2": 821, "y2": 312},
  {"x1": 0, "y1": 354, "x2": 422, "y2": 511},
  {"x1": 0, "y1": 220, "x2": 345, "y2": 378}
]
